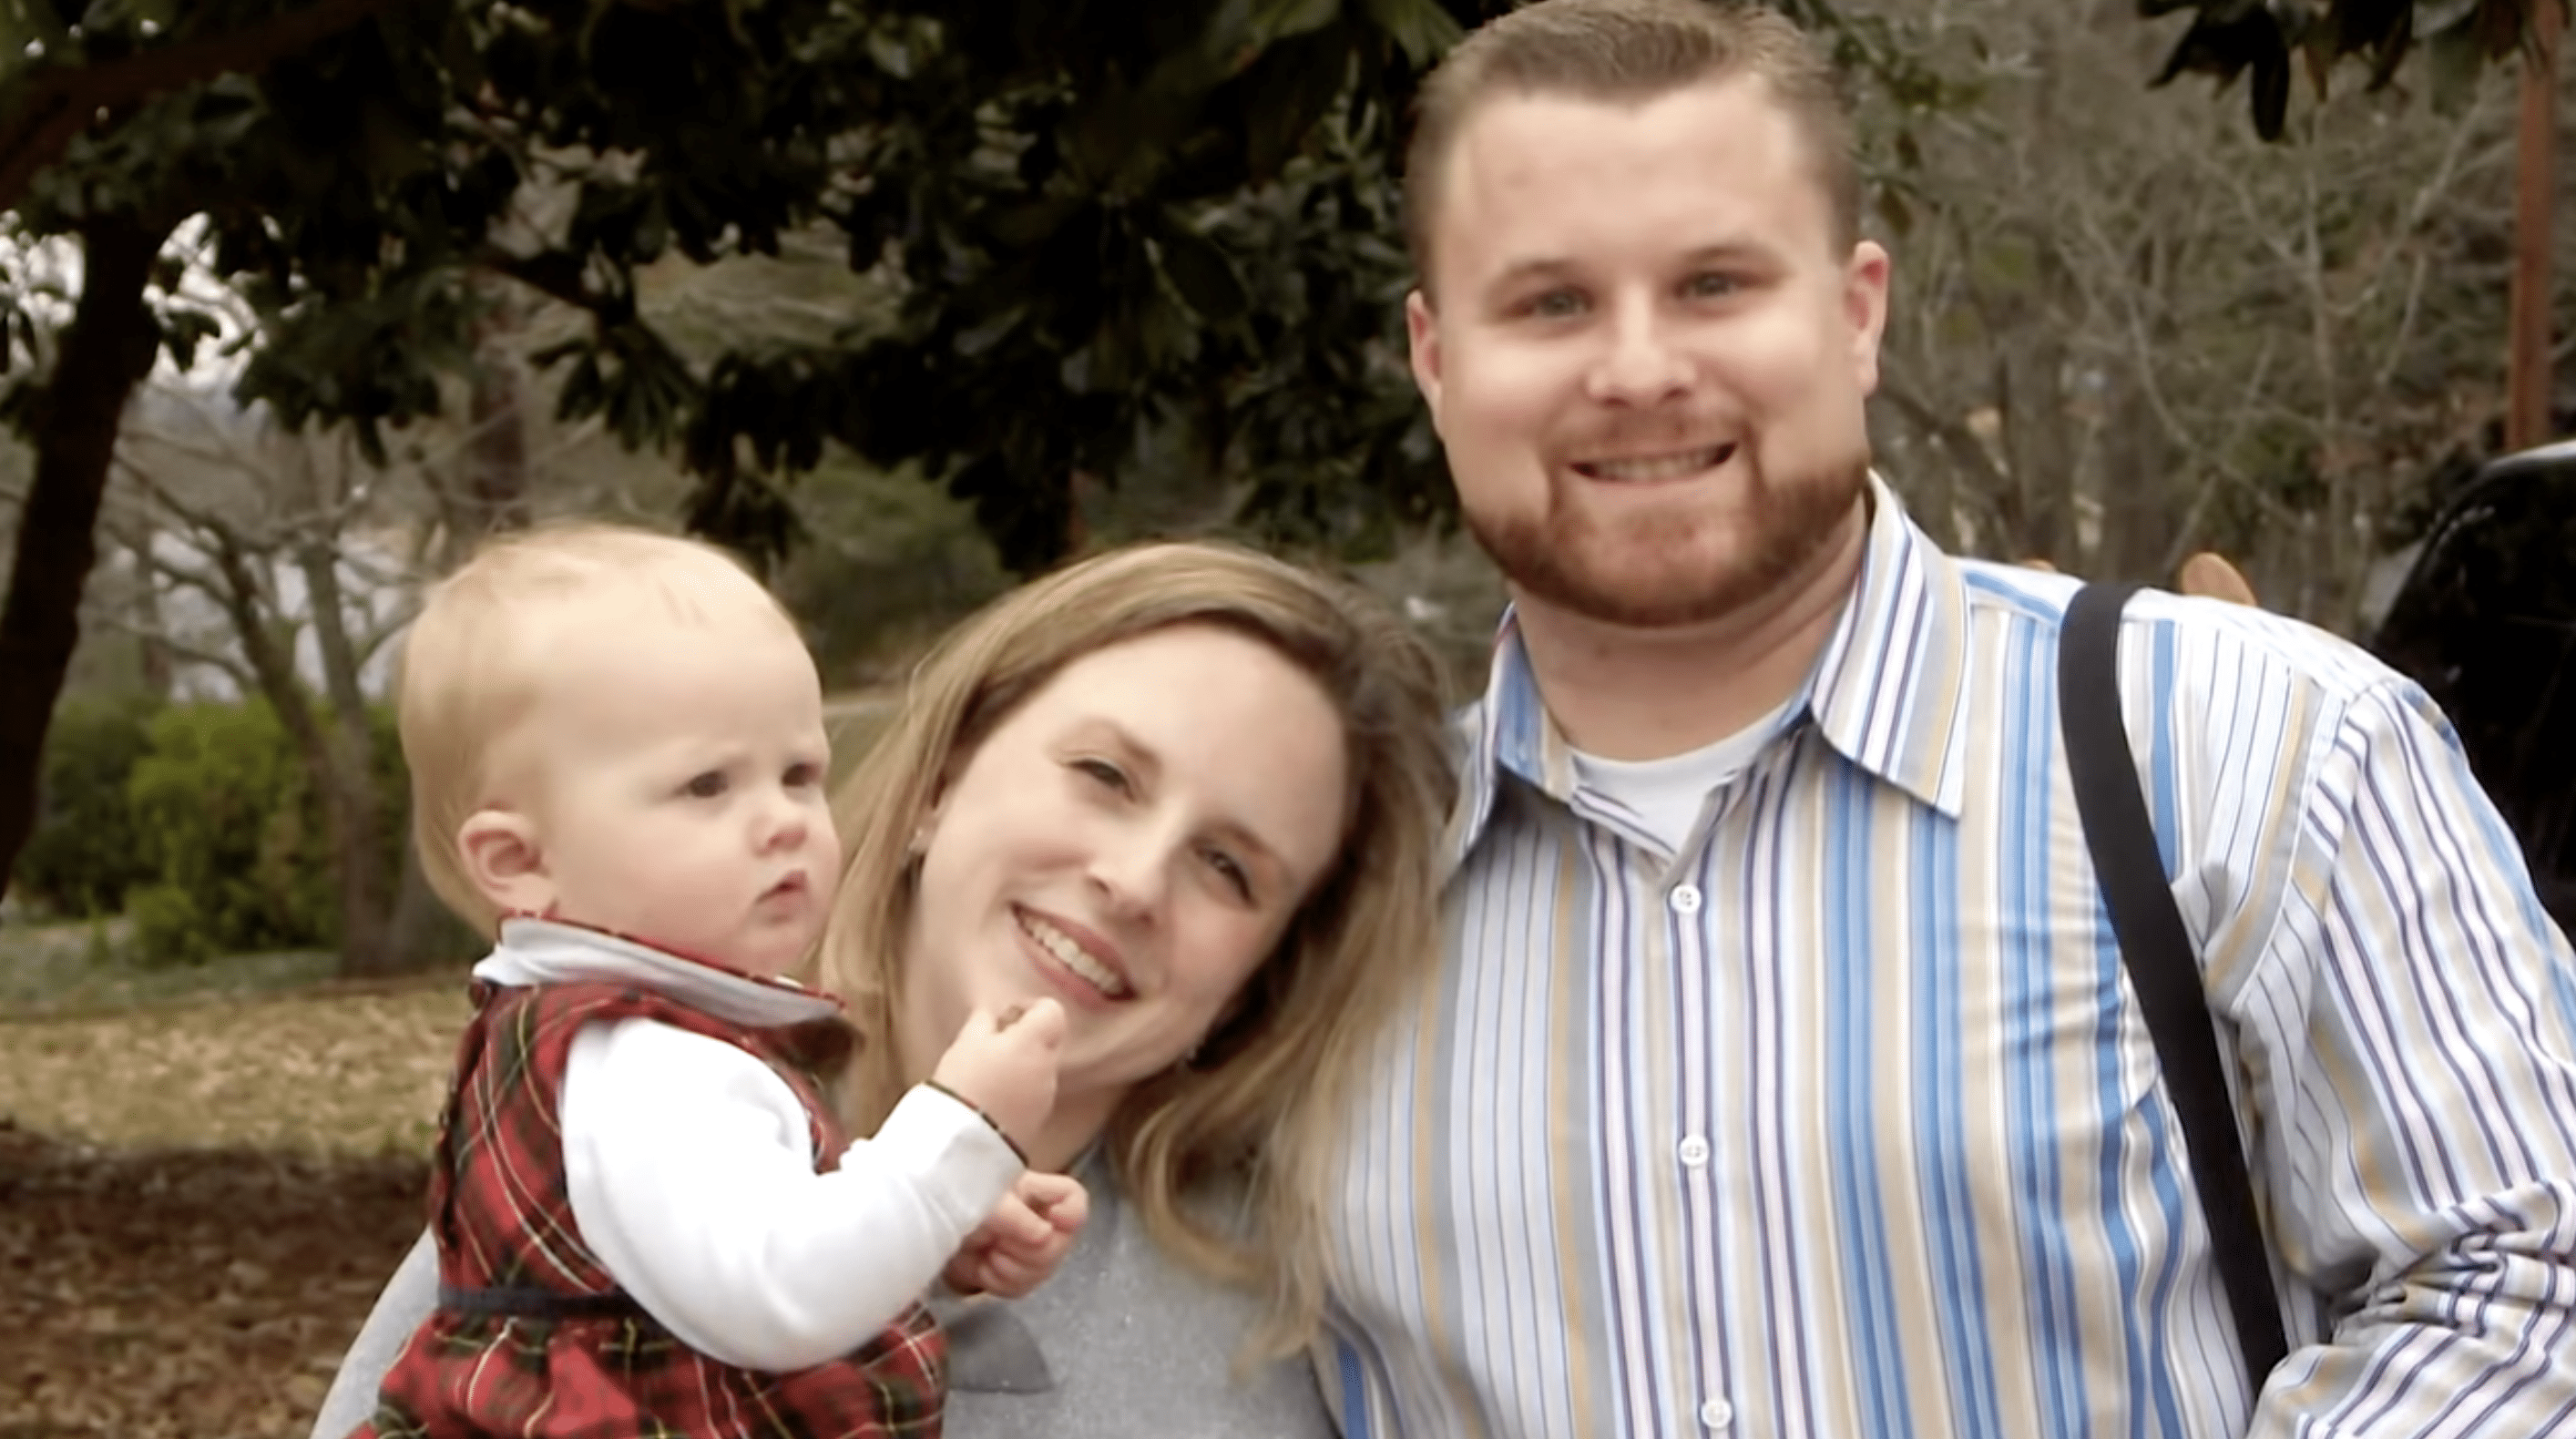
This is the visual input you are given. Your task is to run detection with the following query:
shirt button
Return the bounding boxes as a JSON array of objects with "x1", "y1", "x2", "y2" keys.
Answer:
[
  {"x1": 1701, "y1": 1397, "x2": 1734, "y2": 1430},
  {"x1": 1670, "y1": 884, "x2": 1704, "y2": 913},
  {"x1": 1677, "y1": 1135, "x2": 1711, "y2": 1167}
]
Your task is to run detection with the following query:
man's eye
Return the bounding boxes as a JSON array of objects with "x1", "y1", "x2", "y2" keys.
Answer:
[
  {"x1": 1682, "y1": 271, "x2": 1739, "y2": 299},
  {"x1": 683, "y1": 771, "x2": 729, "y2": 799},
  {"x1": 1524, "y1": 289, "x2": 1586, "y2": 319}
]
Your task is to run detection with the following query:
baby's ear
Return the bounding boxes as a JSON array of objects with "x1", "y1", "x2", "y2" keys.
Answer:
[{"x1": 458, "y1": 811, "x2": 552, "y2": 917}]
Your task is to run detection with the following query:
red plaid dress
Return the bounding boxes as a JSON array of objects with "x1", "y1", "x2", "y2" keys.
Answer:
[{"x1": 354, "y1": 978, "x2": 946, "y2": 1439}]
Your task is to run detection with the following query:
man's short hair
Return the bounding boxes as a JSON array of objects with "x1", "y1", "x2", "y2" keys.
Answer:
[{"x1": 1403, "y1": 0, "x2": 1860, "y2": 291}]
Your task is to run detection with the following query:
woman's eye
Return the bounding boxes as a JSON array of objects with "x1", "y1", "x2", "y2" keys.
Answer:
[
  {"x1": 1203, "y1": 847, "x2": 1252, "y2": 901},
  {"x1": 1072, "y1": 758, "x2": 1131, "y2": 794},
  {"x1": 682, "y1": 771, "x2": 729, "y2": 799}
]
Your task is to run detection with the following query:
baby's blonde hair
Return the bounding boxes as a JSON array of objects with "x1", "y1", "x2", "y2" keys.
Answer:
[{"x1": 396, "y1": 522, "x2": 796, "y2": 936}]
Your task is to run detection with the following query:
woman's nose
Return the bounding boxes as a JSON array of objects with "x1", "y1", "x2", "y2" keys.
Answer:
[{"x1": 1086, "y1": 826, "x2": 1170, "y2": 919}]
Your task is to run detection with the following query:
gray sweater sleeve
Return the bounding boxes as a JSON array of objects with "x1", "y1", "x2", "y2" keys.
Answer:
[{"x1": 309, "y1": 1229, "x2": 436, "y2": 1439}]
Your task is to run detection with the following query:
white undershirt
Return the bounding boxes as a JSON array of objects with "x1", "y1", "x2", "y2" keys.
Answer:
[
  {"x1": 474, "y1": 919, "x2": 1023, "y2": 1373},
  {"x1": 1569, "y1": 697, "x2": 1800, "y2": 852}
]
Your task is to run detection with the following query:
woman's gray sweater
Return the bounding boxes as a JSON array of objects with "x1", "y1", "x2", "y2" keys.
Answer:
[{"x1": 308, "y1": 1160, "x2": 1334, "y2": 1438}]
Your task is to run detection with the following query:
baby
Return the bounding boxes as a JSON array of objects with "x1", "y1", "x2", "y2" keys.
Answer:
[{"x1": 356, "y1": 524, "x2": 1078, "y2": 1438}]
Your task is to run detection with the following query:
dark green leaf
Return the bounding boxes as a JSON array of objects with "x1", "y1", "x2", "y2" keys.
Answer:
[
  {"x1": 1250, "y1": 0, "x2": 1344, "y2": 45},
  {"x1": 1153, "y1": 221, "x2": 1250, "y2": 325},
  {"x1": 1358, "y1": 0, "x2": 1464, "y2": 66},
  {"x1": 2250, "y1": 34, "x2": 2292, "y2": 138},
  {"x1": 1237, "y1": 30, "x2": 1350, "y2": 181}
]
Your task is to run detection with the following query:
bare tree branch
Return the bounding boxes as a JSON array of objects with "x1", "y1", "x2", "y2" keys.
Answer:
[
  {"x1": 353, "y1": 602, "x2": 419, "y2": 667},
  {"x1": 85, "y1": 607, "x2": 252, "y2": 691},
  {"x1": 1876, "y1": 378, "x2": 2013, "y2": 497}
]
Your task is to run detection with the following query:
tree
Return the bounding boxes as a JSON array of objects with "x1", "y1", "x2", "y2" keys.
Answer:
[
  {"x1": 1867, "y1": 0, "x2": 2540, "y2": 635},
  {"x1": 2142, "y1": 0, "x2": 2545, "y2": 140},
  {"x1": 1, "y1": 0, "x2": 2558, "y2": 914},
  {"x1": 0, "y1": 0, "x2": 1498, "y2": 909},
  {"x1": 96, "y1": 388, "x2": 420, "y2": 972}
]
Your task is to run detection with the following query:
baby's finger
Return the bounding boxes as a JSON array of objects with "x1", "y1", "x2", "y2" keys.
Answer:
[
  {"x1": 993, "y1": 1220, "x2": 1077, "y2": 1268},
  {"x1": 1021, "y1": 1174, "x2": 1089, "y2": 1233},
  {"x1": 977, "y1": 1251, "x2": 1052, "y2": 1299},
  {"x1": 979, "y1": 1195, "x2": 1053, "y2": 1249},
  {"x1": 941, "y1": 1250, "x2": 994, "y2": 1297}
]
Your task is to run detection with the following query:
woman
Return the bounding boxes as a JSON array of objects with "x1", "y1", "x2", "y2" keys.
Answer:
[{"x1": 312, "y1": 540, "x2": 1457, "y2": 1437}]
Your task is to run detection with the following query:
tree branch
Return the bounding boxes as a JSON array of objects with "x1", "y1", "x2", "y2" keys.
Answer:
[
  {"x1": 478, "y1": 247, "x2": 622, "y2": 321},
  {"x1": 0, "y1": 0, "x2": 405, "y2": 215},
  {"x1": 86, "y1": 607, "x2": 253, "y2": 692},
  {"x1": 1876, "y1": 377, "x2": 2012, "y2": 499},
  {"x1": 353, "y1": 601, "x2": 419, "y2": 667}
]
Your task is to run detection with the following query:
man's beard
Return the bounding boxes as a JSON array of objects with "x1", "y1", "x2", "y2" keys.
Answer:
[{"x1": 1464, "y1": 451, "x2": 1870, "y2": 630}]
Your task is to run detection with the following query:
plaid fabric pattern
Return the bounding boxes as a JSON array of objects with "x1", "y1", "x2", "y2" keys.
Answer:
[{"x1": 353, "y1": 980, "x2": 946, "y2": 1439}]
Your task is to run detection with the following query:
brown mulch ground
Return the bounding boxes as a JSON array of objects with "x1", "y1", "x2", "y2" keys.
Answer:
[{"x1": 0, "y1": 1122, "x2": 428, "y2": 1439}]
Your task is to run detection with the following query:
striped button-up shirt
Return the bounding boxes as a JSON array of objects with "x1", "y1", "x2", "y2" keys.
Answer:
[{"x1": 1323, "y1": 479, "x2": 2576, "y2": 1438}]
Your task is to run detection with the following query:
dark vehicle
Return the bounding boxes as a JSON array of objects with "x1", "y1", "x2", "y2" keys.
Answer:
[{"x1": 2368, "y1": 440, "x2": 2576, "y2": 932}]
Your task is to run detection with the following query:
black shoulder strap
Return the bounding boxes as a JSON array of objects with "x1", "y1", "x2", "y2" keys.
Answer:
[{"x1": 2060, "y1": 581, "x2": 2289, "y2": 1386}]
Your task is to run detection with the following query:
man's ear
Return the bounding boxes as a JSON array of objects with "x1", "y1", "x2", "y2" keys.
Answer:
[
  {"x1": 1843, "y1": 239, "x2": 1893, "y2": 395},
  {"x1": 1406, "y1": 288, "x2": 1445, "y2": 426},
  {"x1": 458, "y1": 810, "x2": 553, "y2": 917}
]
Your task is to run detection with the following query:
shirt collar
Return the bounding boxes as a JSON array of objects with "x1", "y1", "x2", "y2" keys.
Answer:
[
  {"x1": 475, "y1": 916, "x2": 843, "y2": 1028},
  {"x1": 1448, "y1": 474, "x2": 1973, "y2": 868},
  {"x1": 1804, "y1": 475, "x2": 1974, "y2": 818}
]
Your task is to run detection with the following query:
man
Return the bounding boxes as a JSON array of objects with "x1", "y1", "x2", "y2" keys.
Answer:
[{"x1": 1321, "y1": 2, "x2": 2576, "y2": 1435}]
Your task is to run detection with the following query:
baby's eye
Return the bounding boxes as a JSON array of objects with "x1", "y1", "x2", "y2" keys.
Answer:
[
  {"x1": 682, "y1": 771, "x2": 730, "y2": 799},
  {"x1": 783, "y1": 760, "x2": 823, "y2": 790}
]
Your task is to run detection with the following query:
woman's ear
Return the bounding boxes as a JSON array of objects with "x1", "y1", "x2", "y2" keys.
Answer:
[
  {"x1": 909, "y1": 783, "x2": 951, "y2": 857},
  {"x1": 458, "y1": 810, "x2": 553, "y2": 917}
]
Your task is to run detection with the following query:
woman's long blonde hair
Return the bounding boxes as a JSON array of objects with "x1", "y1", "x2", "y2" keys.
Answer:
[{"x1": 806, "y1": 540, "x2": 1456, "y2": 1356}]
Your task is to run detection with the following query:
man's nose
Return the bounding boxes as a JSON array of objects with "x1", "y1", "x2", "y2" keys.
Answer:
[{"x1": 1584, "y1": 294, "x2": 1693, "y2": 406}]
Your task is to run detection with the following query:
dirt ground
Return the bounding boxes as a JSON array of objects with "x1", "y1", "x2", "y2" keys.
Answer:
[
  {"x1": 0, "y1": 943, "x2": 466, "y2": 1439},
  {"x1": 1, "y1": 1121, "x2": 427, "y2": 1439}
]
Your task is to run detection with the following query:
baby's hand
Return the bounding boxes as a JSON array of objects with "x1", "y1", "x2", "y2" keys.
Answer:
[
  {"x1": 943, "y1": 1170, "x2": 1090, "y2": 1299},
  {"x1": 931, "y1": 999, "x2": 1064, "y2": 1150}
]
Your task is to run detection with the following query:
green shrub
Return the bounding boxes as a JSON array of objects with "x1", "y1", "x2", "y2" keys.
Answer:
[
  {"x1": 125, "y1": 701, "x2": 306, "y2": 963},
  {"x1": 121, "y1": 699, "x2": 408, "y2": 966},
  {"x1": 16, "y1": 695, "x2": 167, "y2": 919},
  {"x1": 126, "y1": 882, "x2": 215, "y2": 968}
]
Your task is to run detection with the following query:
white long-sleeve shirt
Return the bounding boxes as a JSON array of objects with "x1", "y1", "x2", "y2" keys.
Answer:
[{"x1": 476, "y1": 919, "x2": 1022, "y2": 1372}]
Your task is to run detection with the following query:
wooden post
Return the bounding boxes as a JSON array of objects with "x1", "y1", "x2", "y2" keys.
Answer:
[{"x1": 2507, "y1": 0, "x2": 2562, "y2": 451}]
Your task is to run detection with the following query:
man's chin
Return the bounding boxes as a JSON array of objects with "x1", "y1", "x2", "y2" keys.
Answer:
[
  {"x1": 1472, "y1": 462, "x2": 1868, "y2": 628},
  {"x1": 1487, "y1": 526, "x2": 1748, "y2": 628}
]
